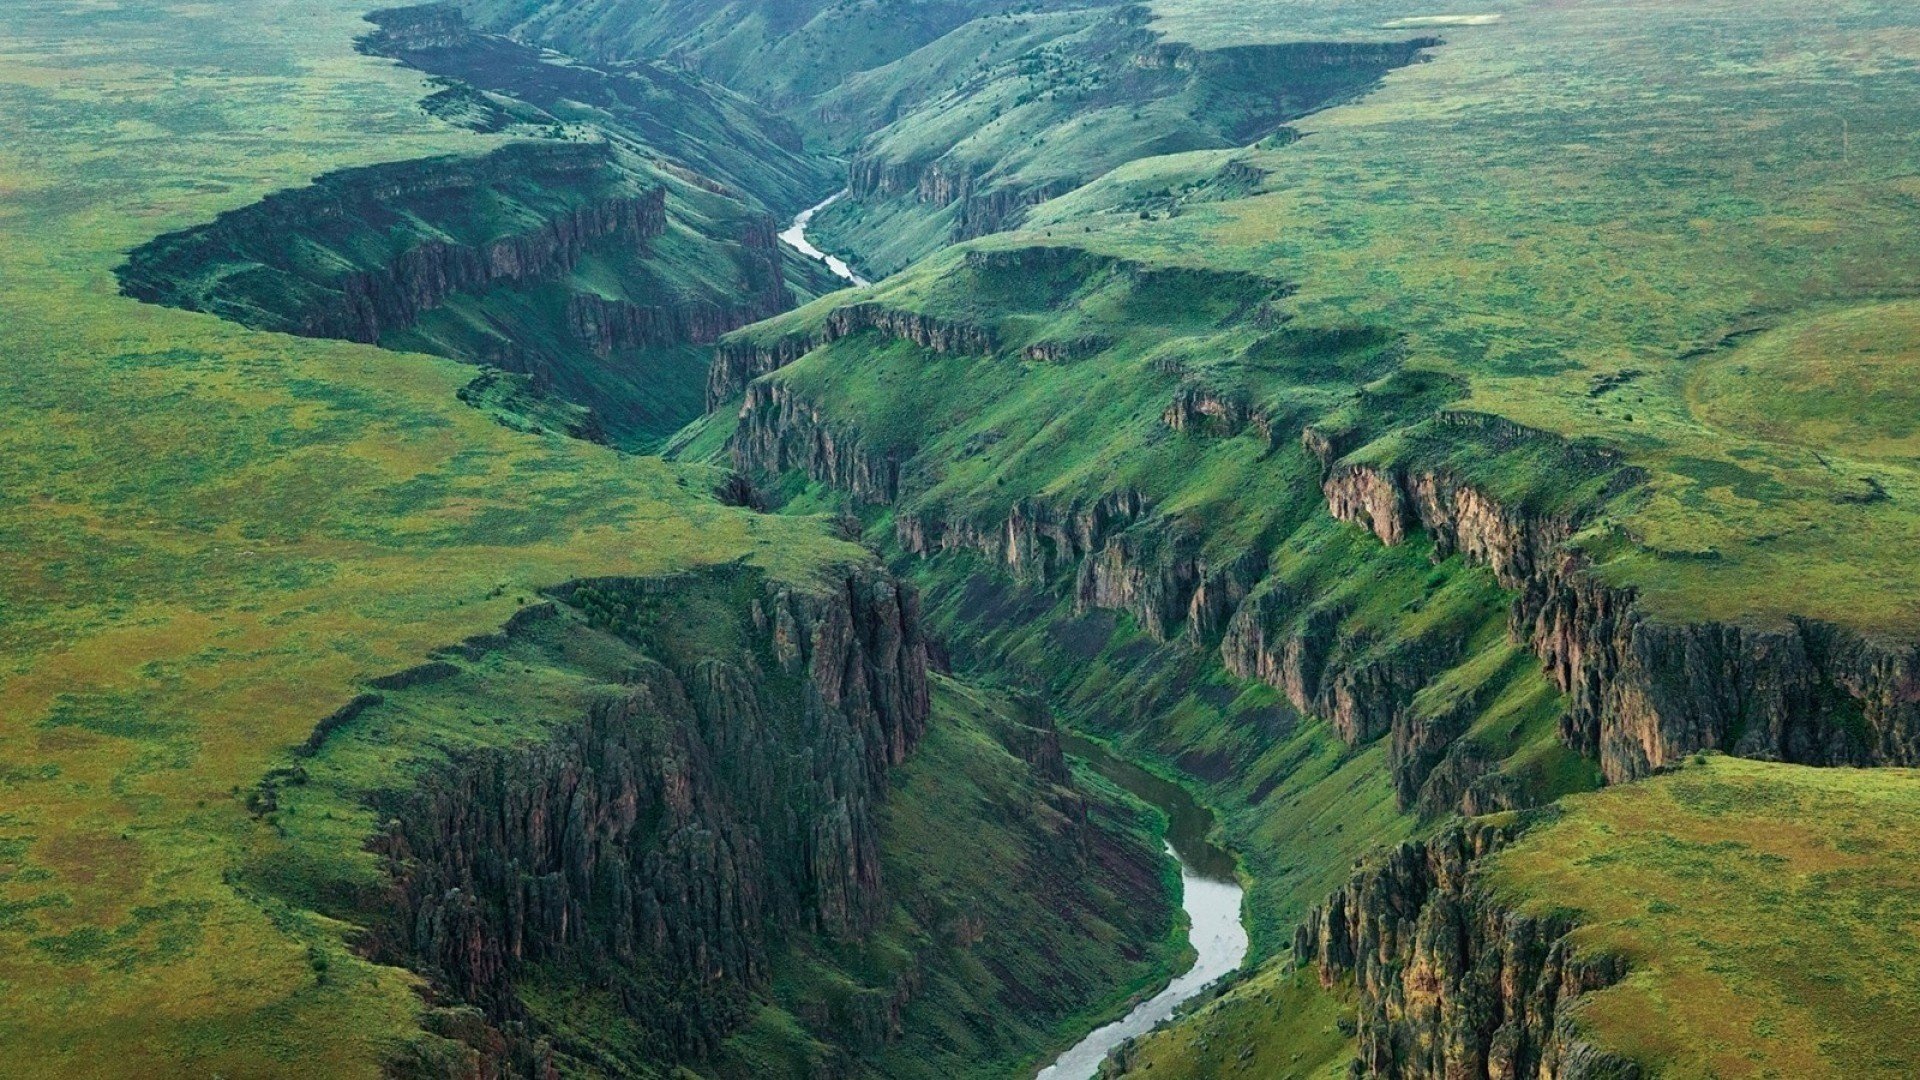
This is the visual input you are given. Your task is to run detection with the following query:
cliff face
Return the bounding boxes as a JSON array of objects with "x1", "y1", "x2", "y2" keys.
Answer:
[
  {"x1": 325, "y1": 188, "x2": 667, "y2": 344},
  {"x1": 118, "y1": 141, "x2": 662, "y2": 343},
  {"x1": 368, "y1": 567, "x2": 931, "y2": 1069},
  {"x1": 707, "y1": 304, "x2": 997, "y2": 408},
  {"x1": 818, "y1": 23, "x2": 1440, "y2": 270},
  {"x1": 1294, "y1": 821, "x2": 1639, "y2": 1080},
  {"x1": 732, "y1": 380, "x2": 902, "y2": 504},
  {"x1": 1221, "y1": 584, "x2": 1472, "y2": 750},
  {"x1": 1318, "y1": 416, "x2": 1920, "y2": 783},
  {"x1": 896, "y1": 490, "x2": 1149, "y2": 584}
]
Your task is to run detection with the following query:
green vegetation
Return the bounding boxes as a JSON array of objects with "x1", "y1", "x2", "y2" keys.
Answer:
[
  {"x1": 17, "y1": 0, "x2": 1920, "y2": 1074},
  {"x1": 809, "y1": 13, "x2": 1433, "y2": 276},
  {"x1": 1491, "y1": 756, "x2": 1920, "y2": 1077},
  {"x1": 1027, "y1": 0, "x2": 1920, "y2": 635},
  {"x1": 1105, "y1": 965, "x2": 1354, "y2": 1080}
]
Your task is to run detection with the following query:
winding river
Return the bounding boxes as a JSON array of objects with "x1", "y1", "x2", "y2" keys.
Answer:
[
  {"x1": 1041, "y1": 736, "x2": 1250, "y2": 1080},
  {"x1": 774, "y1": 198, "x2": 1249, "y2": 1076},
  {"x1": 778, "y1": 190, "x2": 869, "y2": 286}
]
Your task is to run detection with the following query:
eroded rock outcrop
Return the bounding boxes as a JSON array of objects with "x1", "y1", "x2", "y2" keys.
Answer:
[
  {"x1": 732, "y1": 380, "x2": 903, "y2": 504},
  {"x1": 368, "y1": 567, "x2": 931, "y2": 1068},
  {"x1": 1319, "y1": 413, "x2": 1920, "y2": 782},
  {"x1": 1295, "y1": 820, "x2": 1638, "y2": 1080},
  {"x1": 119, "y1": 142, "x2": 666, "y2": 345},
  {"x1": 1221, "y1": 584, "x2": 1469, "y2": 748},
  {"x1": 1163, "y1": 383, "x2": 1276, "y2": 445},
  {"x1": 896, "y1": 490, "x2": 1149, "y2": 583}
]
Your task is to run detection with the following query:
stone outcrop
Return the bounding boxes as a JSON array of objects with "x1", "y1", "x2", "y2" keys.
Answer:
[
  {"x1": 953, "y1": 178, "x2": 1079, "y2": 240},
  {"x1": 1162, "y1": 383, "x2": 1276, "y2": 445},
  {"x1": 322, "y1": 187, "x2": 665, "y2": 344},
  {"x1": 732, "y1": 380, "x2": 902, "y2": 504},
  {"x1": 565, "y1": 213, "x2": 790, "y2": 355},
  {"x1": 1221, "y1": 585, "x2": 1469, "y2": 748},
  {"x1": 823, "y1": 303, "x2": 998, "y2": 354},
  {"x1": 1295, "y1": 820, "x2": 1639, "y2": 1080},
  {"x1": 1318, "y1": 413, "x2": 1920, "y2": 782},
  {"x1": 708, "y1": 334, "x2": 822, "y2": 410},
  {"x1": 367, "y1": 567, "x2": 931, "y2": 1068},
  {"x1": 118, "y1": 142, "x2": 666, "y2": 345},
  {"x1": 896, "y1": 489, "x2": 1148, "y2": 583},
  {"x1": 706, "y1": 305, "x2": 996, "y2": 410}
]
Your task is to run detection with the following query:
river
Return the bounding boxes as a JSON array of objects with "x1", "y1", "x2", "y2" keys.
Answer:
[
  {"x1": 778, "y1": 190, "x2": 869, "y2": 286},
  {"x1": 774, "y1": 194, "x2": 1248, "y2": 1077},
  {"x1": 1039, "y1": 736, "x2": 1250, "y2": 1080}
]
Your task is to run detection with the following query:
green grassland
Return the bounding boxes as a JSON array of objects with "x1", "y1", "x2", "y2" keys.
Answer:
[
  {"x1": 1103, "y1": 964, "x2": 1353, "y2": 1080},
  {"x1": 1490, "y1": 756, "x2": 1920, "y2": 1077},
  {"x1": 0, "y1": 1, "x2": 852, "y2": 1073}
]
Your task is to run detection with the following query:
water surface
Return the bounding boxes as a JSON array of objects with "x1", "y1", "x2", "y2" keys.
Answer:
[
  {"x1": 1039, "y1": 737, "x2": 1249, "y2": 1080},
  {"x1": 778, "y1": 190, "x2": 868, "y2": 286}
]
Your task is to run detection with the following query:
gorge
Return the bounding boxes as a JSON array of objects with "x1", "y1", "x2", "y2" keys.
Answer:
[{"x1": 10, "y1": 0, "x2": 1920, "y2": 1077}]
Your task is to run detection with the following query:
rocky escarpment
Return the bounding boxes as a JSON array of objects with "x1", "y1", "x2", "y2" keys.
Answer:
[
  {"x1": 732, "y1": 380, "x2": 904, "y2": 504},
  {"x1": 822, "y1": 21, "x2": 1441, "y2": 266},
  {"x1": 1163, "y1": 383, "x2": 1277, "y2": 446},
  {"x1": 367, "y1": 567, "x2": 931, "y2": 1070},
  {"x1": 707, "y1": 305, "x2": 998, "y2": 407},
  {"x1": 1220, "y1": 582, "x2": 1475, "y2": 751},
  {"x1": 360, "y1": 4, "x2": 833, "y2": 212},
  {"x1": 119, "y1": 141, "x2": 666, "y2": 345},
  {"x1": 953, "y1": 178, "x2": 1081, "y2": 240},
  {"x1": 1318, "y1": 413, "x2": 1920, "y2": 782},
  {"x1": 566, "y1": 213, "x2": 793, "y2": 355},
  {"x1": 896, "y1": 490, "x2": 1148, "y2": 584},
  {"x1": 1294, "y1": 819, "x2": 1638, "y2": 1080}
]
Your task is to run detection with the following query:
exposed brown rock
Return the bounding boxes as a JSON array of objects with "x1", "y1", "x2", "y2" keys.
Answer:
[{"x1": 1295, "y1": 820, "x2": 1638, "y2": 1080}]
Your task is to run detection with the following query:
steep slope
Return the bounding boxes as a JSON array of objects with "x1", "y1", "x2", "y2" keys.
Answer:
[
  {"x1": 808, "y1": 12, "x2": 1436, "y2": 276},
  {"x1": 455, "y1": 0, "x2": 1110, "y2": 112},
  {"x1": 258, "y1": 565, "x2": 1181, "y2": 1078}
]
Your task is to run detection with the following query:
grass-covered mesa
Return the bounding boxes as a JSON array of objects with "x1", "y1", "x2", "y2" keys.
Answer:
[
  {"x1": 12, "y1": 0, "x2": 1920, "y2": 1075},
  {"x1": 1488, "y1": 756, "x2": 1920, "y2": 1077}
]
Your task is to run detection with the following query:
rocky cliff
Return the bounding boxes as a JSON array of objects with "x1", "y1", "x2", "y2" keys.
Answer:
[
  {"x1": 815, "y1": 20, "x2": 1440, "y2": 269},
  {"x1": 1294, "y1": 819, "x2": 1638, "y2": 1080},
  {"x1": 1317, "y1": 414, "x2": 1920, "y2": 782},
  {"x1": 706, "y1": 304, "x2": 998, "y2": 409},
  {"x1": 366, "y1": 567, "x2": 931, "y2": 1071},
  {"x1": 119, "y1": 141, "x2": 665, "y2": 344},
  {"x1": 732, "y1": 380, "x2": 903, "y2": 504}
]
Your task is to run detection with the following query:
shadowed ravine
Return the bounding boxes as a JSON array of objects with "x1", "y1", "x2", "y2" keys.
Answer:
[{"x1": 1043, "y1": 737, "x2": 1250, "y2": 1079}]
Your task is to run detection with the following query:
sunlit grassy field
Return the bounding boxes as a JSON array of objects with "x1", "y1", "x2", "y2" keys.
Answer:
[
  {"x1": 1492, "y1": 756, "x2": 1920, "y2": 1077},
  {"x1": 0, "y1": 1, "x2": 849, "y2": 1073}
]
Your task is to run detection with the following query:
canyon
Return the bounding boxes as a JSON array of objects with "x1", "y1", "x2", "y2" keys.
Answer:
[{"x1": 13, "y1": 0, "x2": 1920, "y2": 1077}]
